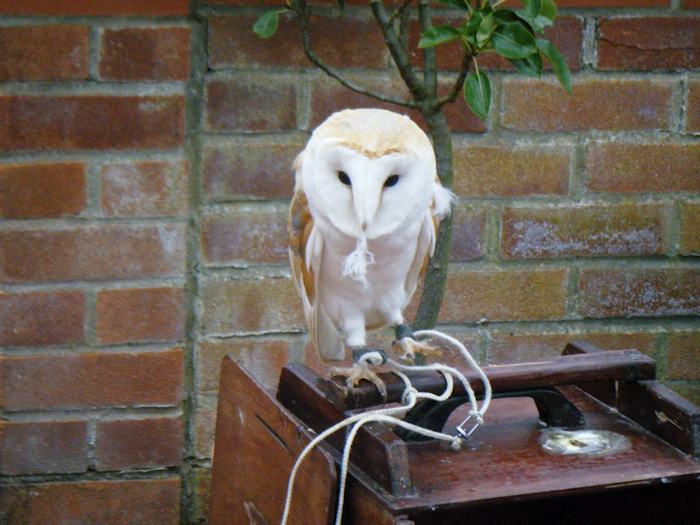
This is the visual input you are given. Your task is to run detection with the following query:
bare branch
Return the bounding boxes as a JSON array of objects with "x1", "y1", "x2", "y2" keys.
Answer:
[
  {"x1": 398, "y1": 0, "x2": 411, "y2": 54},
  {"x1": 292, "y1": 0, "x2": 418, "y2": 109},
  {"x1": 370, "y1": 0, "x2": 427, "y2": 102},
  {"x1": 435, "y1": 51, "x2": 473, "y2": 109},
  {"x1": 418, "y1": 0, "x2": 437, "y2": 97},
  {"x1": 388, "y1": 0, "x2": 414, "y2": 25}
]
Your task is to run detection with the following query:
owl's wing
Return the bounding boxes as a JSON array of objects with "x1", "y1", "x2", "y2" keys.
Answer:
[
  {"x1": 288, "y1": 167, "x2": 345, "y2": 361},
  {"x1": 404, "y1": 180, "x2": 453, "y2": 302},
  {"x1": 403, "y1": 210, "x2": 437, "y2": 302}
]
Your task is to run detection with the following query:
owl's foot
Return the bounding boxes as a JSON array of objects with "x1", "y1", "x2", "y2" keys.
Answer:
[
  {"x1": 392, "y1": 324, "x2": 440, "y2": 364},
  {"x1": 331, "y1": 349, "x2": 387, "y2": 401}
]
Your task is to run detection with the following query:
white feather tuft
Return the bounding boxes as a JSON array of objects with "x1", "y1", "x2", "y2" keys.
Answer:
[
  {"x1": 342, "y1": 236, "x2": 375, "y2": 287},
  {"x1": 432, "y1": 182, "x2": 455, "y2": 220}
]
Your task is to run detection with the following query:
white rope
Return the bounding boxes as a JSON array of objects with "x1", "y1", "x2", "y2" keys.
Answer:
[
  {"x1": 414, "y1": 329, "x2": 493, "y2": 418},
  {"x1": 279, "y1": 331, "x2": 491, "y2": 525}
]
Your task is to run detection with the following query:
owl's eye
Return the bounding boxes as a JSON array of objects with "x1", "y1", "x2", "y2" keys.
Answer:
[
  {"x1": 384, "y1": 174, "x2": 400, "y2": 188},
  {"x1": 338, "y1": 171, "x2": 351, "y2": 186}
]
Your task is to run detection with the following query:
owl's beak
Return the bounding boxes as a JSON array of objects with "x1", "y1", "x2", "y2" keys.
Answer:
[{"x1": 352, "y1": 175, "x2": 382, "y2": 235}]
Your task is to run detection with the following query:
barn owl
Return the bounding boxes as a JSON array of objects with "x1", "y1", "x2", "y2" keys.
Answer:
[{"x1": 288, "y1": 108, "x2": 453, "y2": 395}]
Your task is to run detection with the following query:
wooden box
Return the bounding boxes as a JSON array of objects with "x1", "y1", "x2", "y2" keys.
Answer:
[{"x1": 209, "y1": 342, "x2": 700, "y2": 524}]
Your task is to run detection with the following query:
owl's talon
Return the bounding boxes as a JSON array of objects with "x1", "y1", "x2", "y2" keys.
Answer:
[
  {"x1": 331, "y1": 361, "x2": 387, "y2": 402},
  {"x1": 392, "y1": 337, "x2": 441, "y2": 364}
]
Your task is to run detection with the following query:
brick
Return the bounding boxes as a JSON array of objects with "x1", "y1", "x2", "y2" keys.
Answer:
[
  {"x1": 587, "y1": 142, "x2": 700, "y2": 193},
  {"x1": 100, "y1": 27, "x2": 191, "y2": 81},
  {"x1": 201, "y1": 206, "x2": 288, "y2": 265},
  {"x1": 0, "y1": 25, "x2": 88, "y2": 81},
  {"x1": 206, "y1": 76, "x2": 297, "y2": 132},
  {"x1": 667, "y1": 331, "x2": 700, "y2": 380},
  {"x1": 664, "y1": 382, "x2": 700, "y2": 406},
  {"x1": 96, "y1": 287, "x2": 185, "y2": 345},
  {"x1": 309, "y1": 76, "x2": 407, "y2": 130},
  {"x1": 441, "y1": 267, "x2": 568, "y2": 323},
  {"x1": 680, "y1": 201, "x2": 700, "y2": 255},
  {"x1": 554, "y1": 0, "x2": 667, "y2": 5},
  {"x1": 688, "y1": 80, "x2": 700, "y2": 133},
  {"x1": 488, "y1": 331, "x2": 657, "y2": 364},
  {"x1": 95, "y1": 416, "x2": 183, "y2": 471},
  {"x1": 0, "y1": 224, "x2": 186, "y2": 283},
  {"x1": 202, "y1": 276, "x2": 305, "y2": 335},
  {"x1": 450, "y1": 206, "x2": 485, "y2": 262},
  {"x1": 452, "y1": 144, "x2": 571, "y2": 197},
  {"x1": 0, "y1": 162, "x2": 86, "y2": 219},
  {"x1": 191, "y1": 467, "x2": 212, "y2": 525},
  {"x1": 101, "y1": 161, "x2": 188, "y2": 217},
  {"x1": 209, "y1": 14, "x2": 388, "y2": 69},
  {"x1": 598, "y1": 18, "x2": 700, "y2": 71},
  {"x1": 309, "y1": 76, "x2": 486, "y2": 133},
  {"x1": 206, "y1": 0, "x2": 403, "y2": 4},
  {"x1": 0, "y1": 348, "x2": 183, "y2": 411},
  {"x1": 194, "y1": 394, "x2": 217, "y2": 458},
  {"x1": 198, "y1": 339, "x2": 289, "y2": 393},
  {"x1": 0, "y1": 95, "x2": 184, "y2": 152},
  {"x1": 203, "y1": 140, "x2": 300, "y2": 200},
  {"x1": 0, "y1": 420, "x2": 87, "y2": 475},
  {"x1": 0, "y1": 291, "x2": 84, "y2": 347},
  {"x1": 502, "y1": 203, "x2": 668, "y2": 259},
  {"x1": 501, "y1": 78, "x2": 672, "y2": 132},
  {"x1": 0, "y1": 478, "x2": 181, "y2": 525},
  {"x1": 580, "y1": 268, "x2": 700, "y2": 318},
  {"x1": 0, "y1": 0, "x2": 189, "y2": 15}
]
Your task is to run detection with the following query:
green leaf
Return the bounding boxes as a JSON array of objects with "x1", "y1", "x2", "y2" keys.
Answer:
[
  {"x1": 539, "y1": 0, "x2": 557, "y2": 22},
  {"x1": 253, "y1": 9, "x2": 284, "y2": 39},
  {"x1": 466, "y1": 11, "x2": 484, "y2": 38},
  {"x1": 514, "y1": 0, "x2": 555, "y2": 34},
  {"x1": 419, "y1": 26, "x2": 462, "y2": 49},
  {"x1": 531, "y1": 0, "x2": 557, "y2": 33},
  {"x1": 465, "y1": 69, "x2": 491, "y2": 120},
  {"x1": 509, "y1": 52, "x2": 543, "y2": 76},
  {"x1": 537, "y1": 38, "x2": 572, "y2": 93},
  {"x1": 520, "y1": 0, "x2": 541, "y2": 18},
  {"x1": 494, "y1": 9, "x2": 520, "y2": 24},
  {"x1": 476, "y1": 13, "x2": 495, "y2": 47},
  {"x1": 492, "y1": 21, "x2": 537, "y2": 59}
]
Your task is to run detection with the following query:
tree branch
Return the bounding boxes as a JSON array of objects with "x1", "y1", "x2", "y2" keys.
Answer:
[
  {"x1": 398, "y1": 0, "x2": 411, "y2": 55},
  {"x1": 292, "y1": 0, "x2": 418, "y2": 109},
  {"x1": 418, "y1": 0, "x2": 437, "y2": 98},
  {"x1": 370, "y1": 0, "x2": 428, "y2": 103},
  {"x1": 413, "y1": 109, "x2": 454, "y2": 329},
  {"x1": 389, "y1": 0, "x2": 414, "y2": 25},
  {"x1": 435, "y1": 51, "x2": 473, "y2": 109}
]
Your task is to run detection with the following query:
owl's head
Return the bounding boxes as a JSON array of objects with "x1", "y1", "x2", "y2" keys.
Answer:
[{"x1": 300, "y1": 108, "x2": 449, "y2": 240}]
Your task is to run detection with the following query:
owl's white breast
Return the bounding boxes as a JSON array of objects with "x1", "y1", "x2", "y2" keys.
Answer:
[{"x1": 315, "y1": 211, "x2": 425, "y2": 330}]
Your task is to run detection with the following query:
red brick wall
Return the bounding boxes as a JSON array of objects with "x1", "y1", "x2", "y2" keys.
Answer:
[{"x1": 1, "y1": 1, "x2": 699, "y2": 523}]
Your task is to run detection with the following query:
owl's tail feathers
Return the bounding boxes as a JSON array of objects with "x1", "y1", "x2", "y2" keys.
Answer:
[{"x1": 313, "y1": 304, "x2": 345, "y2": 361}]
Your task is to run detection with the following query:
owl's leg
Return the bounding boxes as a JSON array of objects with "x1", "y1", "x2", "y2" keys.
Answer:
[
  {"x1": 330, "y1": 316, "x2": 388, "y2": 400},
  {"x1": 392, "y1": 323, "x2": 441, "y2": 364}
]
